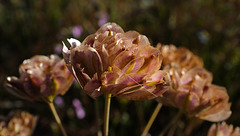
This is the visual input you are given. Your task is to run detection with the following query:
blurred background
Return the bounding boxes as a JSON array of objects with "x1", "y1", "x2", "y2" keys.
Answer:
[{"x1": 0, "y1": 0, "x2": 240, "y2": 135}]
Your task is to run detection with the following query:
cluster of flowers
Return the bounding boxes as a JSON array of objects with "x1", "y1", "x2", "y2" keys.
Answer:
[
  {"x1": 0, "y1": 112, "x2": 37, "y2": 136},
  {"x1": 3, "y1": 22, "x2": 239, "y2": 135}
]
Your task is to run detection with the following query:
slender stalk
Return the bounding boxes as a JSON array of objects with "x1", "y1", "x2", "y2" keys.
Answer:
[
  {"x1": 159, "y1": 110, "x2": 182, "y2": 136},
  {"x1": 48, "y1": 102, "x2": 67, "y2": 136},
  {"x1": 141, "y1": 103, "x2": 162, "y2": 136},
  {"x1": 104, "y1": 93, "x2": 112, "y2": 136}
]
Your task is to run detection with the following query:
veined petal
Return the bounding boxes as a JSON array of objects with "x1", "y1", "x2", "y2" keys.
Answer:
[
  {"x1": 121, "y1": 57, "x2": 145, "y2": 75},
  {"x1": 112, "y1": 51, "x2": 134, "y2": 70},
  {"x1": 71, "y1": 45, "x2": 103, "y2": 79}
]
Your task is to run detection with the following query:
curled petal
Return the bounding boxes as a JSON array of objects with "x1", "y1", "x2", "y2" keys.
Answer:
[{"x1": 71, "y1": 45, "x2": 103, "y2": 79}]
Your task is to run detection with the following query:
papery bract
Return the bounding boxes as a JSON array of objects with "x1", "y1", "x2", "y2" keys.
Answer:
[{"x1": 63, "y1": 22, "x2": 169, "y2": 100}]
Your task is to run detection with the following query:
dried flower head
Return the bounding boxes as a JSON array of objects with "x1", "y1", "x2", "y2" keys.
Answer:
[
  {"x1": 156, "y1": 45, "x2": 231, "y2": 122},
  {"x1": 157, "y1": 44, "x2": 204, "y2": 70},
  {"x1": 208, "y1": 122, "x2": 240, "y2": 136},
  {"x1": 5, "y1": 55, "x2": 74, "y2": 102},
  {"x1": 63, "y1": 22, "x2": 169, "y2": 100},
  {"x1": 0, "y1": 111, "x2": 38, "y2": 136}
]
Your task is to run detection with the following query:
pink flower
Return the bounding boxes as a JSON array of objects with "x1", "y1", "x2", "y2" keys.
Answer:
[
  {"x1": 63, "y1": 23, "x2": 169, "y2": 100},
  {"x1": 157, "y1": 45, "x2": 231, "y2": 122},
  {"x1": 5, "y1": 55, "x2": 74, "y2": 102}
]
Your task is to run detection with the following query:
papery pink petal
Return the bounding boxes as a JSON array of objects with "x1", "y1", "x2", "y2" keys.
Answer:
[
  {"x1": 83, "y1": 74, "x2": 102, "y2": 99},
  {"x1": 121, "y1": 57, "x2": 145, "y2": 75},
  {"x1": 71, "y1": 46, "x2": 103, "y2": 79}
]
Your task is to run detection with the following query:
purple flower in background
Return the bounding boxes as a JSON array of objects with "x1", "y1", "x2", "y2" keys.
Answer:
[
  {"x1": 98, "y1": 13, "x2": 109, "y2": 26},
  {"x1": 72, "y1": 25, "x2": 83, "y2": 38},
  {"x1": 54, "y1": 96, "x2": 65, "y2": 108},
  {"x1": 72, "y1": 98, "x2": 85, "y2": 119},
  {"x1": 54, "y1": 44, "x2": 63, "y2": 55}
]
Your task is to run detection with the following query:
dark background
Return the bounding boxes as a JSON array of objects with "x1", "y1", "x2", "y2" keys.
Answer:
[{"x1": 0, "y1": 0, "x2": 240, "y2": 135}]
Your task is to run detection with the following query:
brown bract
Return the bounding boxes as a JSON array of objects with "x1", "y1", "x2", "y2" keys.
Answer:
[
  {"x1": 156, "y1": 44, "x2": 231, "y2": 122},
  {"x1": 5, "y1": 55, "x2": 74, "y2": 102},
  {"x1": 63, "y1": 22, "x2": 169, "y2": 100},
  {"x1": 208, "y1": 122, "x2": 240, "y2": 136}
]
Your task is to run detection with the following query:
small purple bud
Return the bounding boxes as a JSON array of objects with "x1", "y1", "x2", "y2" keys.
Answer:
[{"x1": 72, "y1": 25, "x2": 83, "y2": 38}]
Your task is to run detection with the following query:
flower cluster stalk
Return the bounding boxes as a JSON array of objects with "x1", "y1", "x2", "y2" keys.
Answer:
[
  {"x1": 141, "y1": 103, "x2": 162, "y2": 136},
  {"x1": 104, "y1": 93, "x2": 112, "y2": 136},
  {"x1": 159, "y1": 110, "x2": 182, "y2": 136},
  {"x1": 48, "y1": 102, "x2": 67, "y2": 136}
]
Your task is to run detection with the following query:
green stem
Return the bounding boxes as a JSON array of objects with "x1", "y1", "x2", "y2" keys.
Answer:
[
  {"x1": 159, "y1": 110, "x2": 182, "y2": 136},
  {"x1": 104, "y1": 93, "x2": 112, "y2": 136},
  {"x1": 48, "y1": 102, "x2": 67, "y2": 136},
  {"x1": 141, "y1": 103, "x2": 162, "y2": 136}
]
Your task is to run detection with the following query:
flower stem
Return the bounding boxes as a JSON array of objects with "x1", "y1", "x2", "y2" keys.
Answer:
[
  {"x1": 104, "y1": 93, "x2": 112, "y2": 136},
  {"x1": 141, "y1": 103, "x2": 162, "y2": 136},
  {"x1": 159, "y1": 110, "x2": 182, "y2": 136},
  {"x1": 48, "y1": 102, "x2": 67, "y2": 136}
]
